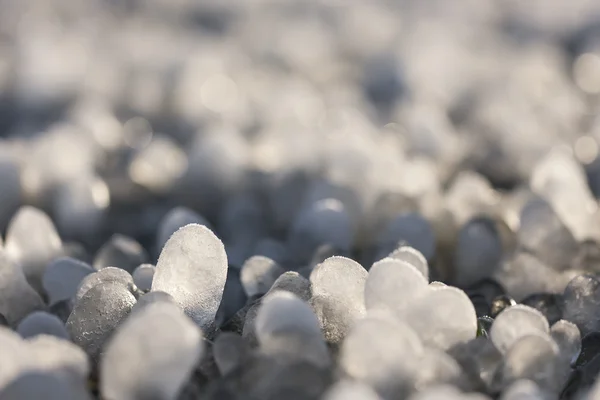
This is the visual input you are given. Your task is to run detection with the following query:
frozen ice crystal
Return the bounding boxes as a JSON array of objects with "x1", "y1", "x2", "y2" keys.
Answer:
[
  {"x1": 402, "y1": 286, "x2": 477, "y2": 350},
  {"x1": 388, "y1": 245, "x2": 429, "y2": 281},
  {"x1": 75, "y1": 267, "x2": 137, "y2": 303},
  {"x1": 365, "y1": 257, "x2": 428, "y2": 314},
  {"x1": 490, "y1": 305, "x2": 550, "y2": 354},
  {"x1": 563, "y1": 274, "x2": 600, "y2": 336},
  {"x1": 0, "y1": 255, "x2": 45, "y2": 326},
  {"x1": 101, "y1": 301, "x2": 203, "y2": 400},
  {"x1": 152, "y1": 224, "x2": 228, "y2": 334},
  {"x1": 66, "y1": 282, "x2": 136, "y2": 361},
  {"x1": 156, "y1": 207, "x2": 210, "y2": 256},
  {"x1": 4, "y1": 206, "x2": 63, "y2": 294},
  {"x1": 310, "y1": 256, "x2": 367, "y2": 344}
]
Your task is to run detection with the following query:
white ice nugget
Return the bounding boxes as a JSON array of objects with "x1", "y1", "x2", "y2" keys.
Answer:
[
  {"x1": 376, "y1": 213, "x2": 436, "y2": 262},
  {"x1": 27, "y1": 335, "x2": 89, "y2": 381},
  {"x1": 240, "y1": 256, "x2": 285, "y2": 297},
  {"x1": 101, "y1": 301, "x2": 203, "y2": 400},
  {"x1": 550, "y1": 320, "x2": 581, "y2": 365},
  {"x1": 5, "y1": 206, "x2": 63, "y2": 293},
  {"x1": 413, "y1": 348, "x2": 464, "y2": 391},
  {"x1": 75, "y1": 267, "x2": 137, "y2": 303},
  {"x1": 340, "y1": 315, "x2": 423, "y2": 397},
  {"x1": 0, "y1": 327, "x2": 29, "y2": 390},
  {"x1": 518, "y1": 197, "x2": 579, "y2": 271},
  {"x1": 501, "y1": 334, "x2": 560, "y2": 390},
  {"x1": 403, "y1": 286, "x2": 477, "y2": 350},
  {"x1": 288, "y1": 198, "x2": 353, "y2": 265},
  {"x1": 490, "y1": 305, "x2": 550, "y2": 355},
  {"x1": 388, "y1": 245, "x2": 429, "y2": 281},
  {"x1": 132, "y1": 264, "x2": 155, "y2": 292},
  {"x1": 255, "y1": 292, "x2": 329, "y2": 367},
  {"x1": 66, "y1": 282, "x2": 136, "y2": 361},
  {"x1": 156, "y1": 207, "x2": 210, "y2": 254},
  {"x1": 0, "y1": 255, "x2": 44, "y2": 326},
  {"x1": 324, "y1": 380, "x2": 382, "y2": 400},
  {"x1": 151, "y1": 224, "x2": 228, "y2": 332},
  {"x1": 365, "y1": 258, "x2": 428, "y2": 313},
  {"x1": 17, "y1": 312, "x2": 69, "y2": 340},
  {"x1": 43, "y1": 258, "x2": 94, "y2": 306},
  {"x1": 310, "y1": 256, "x2": 368, "y2": 344}
]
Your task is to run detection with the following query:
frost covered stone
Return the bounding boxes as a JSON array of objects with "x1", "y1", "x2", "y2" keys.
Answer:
[
  {"x1": 402, "y1": 286, "x2": 477, "y2": 350},
  {"x1": 310, "y1": 256, "x2": 367, "y2": 344},
  {"x1": 66, "y1": 282, "x2": 136, "y2": 361},
  {"x1": 365, "y1": 257, "x2": 428, "y2": 314},
  {"x1": 101, "y1": 301, "x2": 203, "y2": 400},
  {"x1": 388, "y1": 245, "x2": 429, "y2": 281},
  {"x1": 4, "y1": 206, "x2": 63, "y2": 293},
  {"x1": 75, "y1": 267, "x2": 137, "y2": 303},
  {"x1": 43, "y1": 257, "x2": 94, "y2": 306},
  {"x1": 151, "y1": 224, "x2": 228, "y2": 333}
]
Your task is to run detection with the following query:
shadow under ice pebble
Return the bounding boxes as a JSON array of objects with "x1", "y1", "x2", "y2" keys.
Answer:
[{"x1": 151, "y1": 224, "x2": 228, "y2": 335}]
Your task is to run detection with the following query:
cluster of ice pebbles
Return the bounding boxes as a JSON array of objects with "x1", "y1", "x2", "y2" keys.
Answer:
[{"x1": 3, "y1": 0, "x2": 600, "y2": 399}]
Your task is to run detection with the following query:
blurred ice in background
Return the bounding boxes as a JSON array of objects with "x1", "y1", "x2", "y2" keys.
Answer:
[{"x1": 1, "y1": 0, "x2": 600, "y2": 266}]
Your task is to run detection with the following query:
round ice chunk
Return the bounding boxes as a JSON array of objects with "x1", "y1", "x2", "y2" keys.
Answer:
[
  {"x1": 551, "y1": 320, "x2": 581, "y2": 365},
  {"x1": 501, "y1": 334, "x2": 560, "y2": 390},
  {"x1": 500, "y1": 380, "x2": 548, "y2": 400},
  {"x1": 151, "y1": 224, "x2": 228, "y2": 334},
  {"x1": 403, "y1": 286, "x2": 477, "y2": 350},
  {"x1": 388, "y1": 245, "x2": 429, "y2": 281},
  {"x1": 563, "y1": 274, "x2": 600, "y2": 336},
  {"x1": 490, "y1": 305, "x2": 550, "y2": 354},
  {"x1": 156, "y1": 207, "x2": 210, "y2": 255},
  {"x1": 339, "y1": 315, "x2": 423, "y2": 398},
  {"x1": 365, "y1": 257, "x2": 428, "y2": 314},
  {"x1": 75, "y1": 267, "x2": 137, "y2": 303},
  {"x1": 0, "y1": 255, "x2": 44, "y2": 326},
  {"x1": 17, "y1": 312, "x2": 69, "y2": 340},
  {"x1": 93, "y1": 234, "x2": 149, "y2": 274},
  {"x1": 288, "y1": 198, "x2": 353, "y2": 266},
  {"x1": 255, "y1": 292, "x2": 329, "y2": 367},
  {"x1": 27, "y1": 334, "x2": 90, "y2": 381},
  {"x1": 413, "y1": 348, "x2": 464, "y2": 391},
  {"x1": 453, "y1": 216, "x2": 503, "y2": 287},
  {"x1": 101, "y1": 301, "x2": 203, "y2": 400},
  {"x1": 132, "y1": 264, "x2": 155, "y2": 292},
  {"x1": 376, "y1": 213, "x2": 436, "y2": 262},
  {"x1": 518, "y1": 197, "x2": 579, "y2": 271},
  {"x1": 43, "y1": 257, "x2": 94, "y2": 306},
  {"x1": 66, "y1": 282, "x2": 136, "y2": 361},
  {"x1": 310, "y1": 256, "x2": 368, "y2": 344},
  {"x1": 240, "y1": 256, "x2": 285, "y2": 298},
  {"x1": 4, "y1": 206, "x2": 63, "y2": 293}
]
